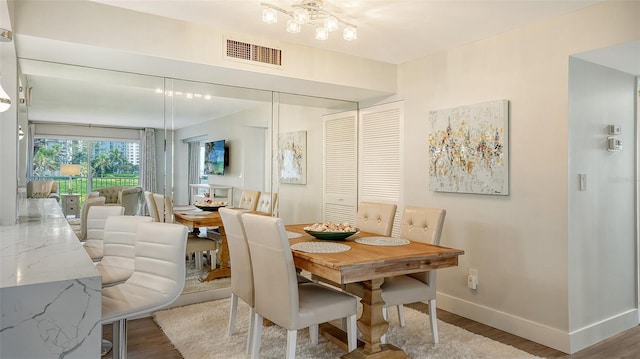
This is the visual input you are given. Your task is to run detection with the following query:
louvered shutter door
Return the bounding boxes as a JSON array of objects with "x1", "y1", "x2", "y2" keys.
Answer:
[
  {"x1": 359, "y1": 102, "x2": 404, "y2": 237},
  {"x1": 323, "y1": 110, "x2": 358, "y2": 224}
]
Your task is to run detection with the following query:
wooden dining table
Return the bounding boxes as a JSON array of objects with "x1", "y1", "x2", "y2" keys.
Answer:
[
  {"x1": 286, "y1": 224, "x2": 464, "y2": 359},
  {"x1": 173, "y1": 208, "x2": 230, "y2": 282}
]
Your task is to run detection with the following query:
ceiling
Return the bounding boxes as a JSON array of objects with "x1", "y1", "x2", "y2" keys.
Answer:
[
  {"x1": 89, "y1": 0, "x2": 604, "y2": 65},
  {"x1": 21, "y1": 0, "x2": 635, "y2": 130}
]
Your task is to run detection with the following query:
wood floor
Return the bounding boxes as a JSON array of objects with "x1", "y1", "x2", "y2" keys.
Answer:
[{"x1": 102, "y1": 303, "x2": 640, "y2": 359}]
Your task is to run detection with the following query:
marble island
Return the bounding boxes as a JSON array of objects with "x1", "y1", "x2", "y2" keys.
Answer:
[{"x1": 1, "y1": 198, "x2": 101, "y2": 358}]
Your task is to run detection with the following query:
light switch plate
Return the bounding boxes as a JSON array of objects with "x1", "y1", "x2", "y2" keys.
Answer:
[{"x1": 608, "y1": 125, "x2": 621, "y2": 135}]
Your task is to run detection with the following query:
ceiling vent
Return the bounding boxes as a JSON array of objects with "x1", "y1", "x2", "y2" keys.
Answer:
[{"x1": 225, "y1": 38, "x2": 282, "y2": 67}]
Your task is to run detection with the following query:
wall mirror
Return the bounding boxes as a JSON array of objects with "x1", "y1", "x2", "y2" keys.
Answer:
[{"x1": 17, "y1": 58, "x2": 358, "y2": 297}]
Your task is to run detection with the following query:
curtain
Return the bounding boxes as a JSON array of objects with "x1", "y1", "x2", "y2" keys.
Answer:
[
  {"x1": 27, "y1": 124, "x2": 35, "y2": 179},
  {"x1": 140, "y1": 128, "x2": 156, "y2": 215},
  {"x1": 188, "y1": 142, "x2": 201, "y2": 204}
]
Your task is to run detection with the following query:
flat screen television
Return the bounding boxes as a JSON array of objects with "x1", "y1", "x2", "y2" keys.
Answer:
[{"x1": 204, "y1": 139, "x2": 228, "y2": 175}]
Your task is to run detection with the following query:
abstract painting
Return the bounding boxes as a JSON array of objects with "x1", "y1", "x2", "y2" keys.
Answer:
[
  {"x1": 428, "y1": 100, "x2": 509, "y2": 195},
  {"x1": 278, "y1": 130, "x2": 307, "y2": 184}
]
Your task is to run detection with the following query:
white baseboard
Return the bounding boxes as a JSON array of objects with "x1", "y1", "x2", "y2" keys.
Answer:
[
  {"x1": 437, "y1": 292, "x2": 571, "y2": 353},
  {"x1": 568, "y1": 308, "x2": 638, "y2": 353},
  {"x1": 437, "y1": 293, "x2": 638, "y2": 354}
]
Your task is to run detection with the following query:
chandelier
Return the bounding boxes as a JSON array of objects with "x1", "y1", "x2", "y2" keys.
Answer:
[{"x1": 261, "y1": 0, "x2": 357, "y2": 41}]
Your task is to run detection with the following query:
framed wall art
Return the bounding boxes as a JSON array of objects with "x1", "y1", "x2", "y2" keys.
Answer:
[
  {"x1": 428, "y1": 99, "x2": 509, "y2": 195},
  {"x1": 278, "y1": 130, "x2": 307, "y2": 185}
]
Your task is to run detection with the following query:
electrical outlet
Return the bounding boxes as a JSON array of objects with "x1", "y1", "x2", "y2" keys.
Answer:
[{"x1": 468, "y1": 268, "x2": 478, "y2": 290}]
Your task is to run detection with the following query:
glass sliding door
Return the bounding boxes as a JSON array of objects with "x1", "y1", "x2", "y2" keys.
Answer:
[
  {"x1": 32, "y1": 137, "x2": 140, "y2": 203},
  {"x1": 22, "y1": 59, "x2": 168, "y2": 213}
]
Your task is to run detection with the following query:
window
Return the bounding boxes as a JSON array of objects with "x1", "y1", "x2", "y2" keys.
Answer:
[{"x1": 32, "y1": 137, "x2": 140, "y2": 202}]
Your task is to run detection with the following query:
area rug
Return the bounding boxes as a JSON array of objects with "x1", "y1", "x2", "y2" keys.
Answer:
[
  {"x1": 154, "y1": 298, "x2": 543, "y2": 359},
  {"x1": 182, "y1": 259, "x2": 231, "y2": 294}
]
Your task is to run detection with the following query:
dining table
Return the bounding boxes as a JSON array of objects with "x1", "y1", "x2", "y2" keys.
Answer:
[
  {"x1": 173, "y1": 207, "x2": 230, "y2": 282},
  {"x1": 285, "y1": 224, "x2": 464, "y2": 359}
]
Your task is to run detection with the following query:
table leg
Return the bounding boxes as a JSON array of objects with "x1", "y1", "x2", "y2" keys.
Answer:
[
  {"x1": 342, "y1": 278, "x2": 406, "y2": 359},
  {"x1": 200, "y1": 227, "x2": 231, "y2": 282}
]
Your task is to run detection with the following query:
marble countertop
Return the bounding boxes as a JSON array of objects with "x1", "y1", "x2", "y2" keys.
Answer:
[{"x1": 0, "y1": 198, "x2": 100, "y2": 288}]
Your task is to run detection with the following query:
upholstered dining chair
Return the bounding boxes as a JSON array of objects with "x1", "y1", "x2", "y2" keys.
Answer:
[
  {"x1": 152, "y1": 193, "x2": 174, "y2": 223},
  {"x1": 96, "y1": 215, "x2": 153, "y2": 286},
  {"x1": 153, "y1": 192, "x2": 216, "y2": 270},
  {"x1": 242, "y1": 213, "x2": 358, "y2": 359},
  {"x1": 218, "y1": 207, "x2": 255, "y2": 354},
  {"x1": 237, "y1": 189, "x2": 260, "y2": 212},
  {"x1": 254, "y1": 192, "x2": 277, "y2": 216},
  {"x1": 144, "y1": 191, "x2": 160, "y2": 222},
  {"x1": 380, "y1": 206, "x2": 447, "y2": 344},
  {"x1": 83, "y1": 205, "x2": 125, "y2": 261},
  {"x1": 356, "y1": 201, "x2": 398, "y2": 236},
  {"x1": 219, "y1": 207, "x2": 310, "y2": 354},
  {"x1": 101, "y1": 221, "x2": 188, "y2": 359},
  {"x1": 70, "y1": 196, "x2": 106, "y2": 241}
]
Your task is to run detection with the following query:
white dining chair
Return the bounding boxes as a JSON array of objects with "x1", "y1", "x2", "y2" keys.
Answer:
[
  {"x1": 242, "y1": 213, "x2": 358, "y2": 359},
  {"x1": 219, "y1": 207, "x2": 255, "y2": 354},
  {"x1": 254, "y1": 192, "x2": 277, "y2": 215},
  {"x1": 237, "y1": 189, "x2": 260, "y2": 212},
  {"x1": 380, "y1": 206, "x2": 446, "y2": 344},
  {"x1": 144, "y1": 191, "x2": 160, "y2": 222},
  {"x1": 70, "y1": 196, "x2": 106, "y2": 241},
  {"x1": 161, "y1": 192, "x2": 218, "y2": 270},
  {"x1": 83, "y1": 205, "x2": 125, "y2": 261},
  {"x1": 356, "y1": 201, "x2": 398, "y2": 236},
  {"x1": 152, "y1": 193, "x2": 174, "y2": 223},
  {"x1": 96, "y1": 215, "x2": 153, "y2": 286},
  {"x1": 102, "y1": 221, "x2": 188, "y2": 359}
]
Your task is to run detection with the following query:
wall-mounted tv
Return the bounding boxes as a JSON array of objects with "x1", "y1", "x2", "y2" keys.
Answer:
[{"x1": 204, "y1": 139, "x2": 228, "y2": 175}]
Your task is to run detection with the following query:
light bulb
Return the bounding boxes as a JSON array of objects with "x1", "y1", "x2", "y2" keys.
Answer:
[
  {"x1": 262, "y1": 7, "x2": 278, "y2": 24},
  {"x1": 315, "y1": 27, "x2": 329, "y2": 40},
  {"x1": 293, "y1": 8, "x2": 309, "y2": 24},
  {"x1": 343, "y1": 26, "x2": 357, "y2": 41},
  {"x1": 0, "y1": 83, "x2": 11, "y2": 113},
  {"x1": 324, "y1": 16, "x2": 339, "y2": 32},
  {"x1": 286, "y1": 19, "x2": 301, "y2": 33}
]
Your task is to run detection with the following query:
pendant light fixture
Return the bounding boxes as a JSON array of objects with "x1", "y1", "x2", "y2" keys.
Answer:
[
  {"x1": 261, "y1": 1, "x2": 357, "y2": 41},
  {"x1": 0, "y1": 28, "x2": 13, "y2": 113}
]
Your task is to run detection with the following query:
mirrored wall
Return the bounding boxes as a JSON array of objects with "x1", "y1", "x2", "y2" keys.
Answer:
[{"x1": 18, "y1": 58, "x2": 358, "y2": 295}]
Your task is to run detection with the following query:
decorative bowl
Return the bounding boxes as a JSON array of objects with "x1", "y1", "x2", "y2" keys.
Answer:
[
  {"x1": 304, "y1": 229, "x2": 359, "y2": 241},
  {"x1": 194, "y1": 202, "x2": 227, "y2": 211}
]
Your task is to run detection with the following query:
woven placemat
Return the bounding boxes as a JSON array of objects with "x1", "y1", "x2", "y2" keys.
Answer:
[
  {"x1": 287, "y1": 231, "x2": 303, "y2": 239},
  {"x1": 291, "y1": 241, "x2": 351, "y2": 253},
  {"x1": 355, "y1": 237, "x2": 410, "y2": 246}
]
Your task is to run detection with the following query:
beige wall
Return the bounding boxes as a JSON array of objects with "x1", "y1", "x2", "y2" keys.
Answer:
[
  {"x1": 396, "y1": 1, "x2": 639, "y2": 353},
  {"x1": 4, "y1": 0, "x2": 639, "y2": 353},
  {"x1": 13, "y1": 0, "x2": 397, "y2": 102}
]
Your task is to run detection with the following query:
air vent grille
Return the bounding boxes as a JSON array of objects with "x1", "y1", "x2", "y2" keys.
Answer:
[{"x1": 226, "y1": 39, "x2": 282, "y2": 66}]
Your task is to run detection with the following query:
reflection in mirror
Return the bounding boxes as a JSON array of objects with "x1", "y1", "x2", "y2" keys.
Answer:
[
  {"x1": 19, "y1": 59, "x2": 167, "y2": 210},
  {"x1": 171, "y1": 79, "x2": 273, "y2": 296},
  {"x1": 18, "y1": 58, "x2": 359, "y2": 300},
  {"x1": 172, "y1": 79, "x2": 273, "y2": 208},
  {"x1": 275, "y1": 93, "x2": 358, "y2": 225}
]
